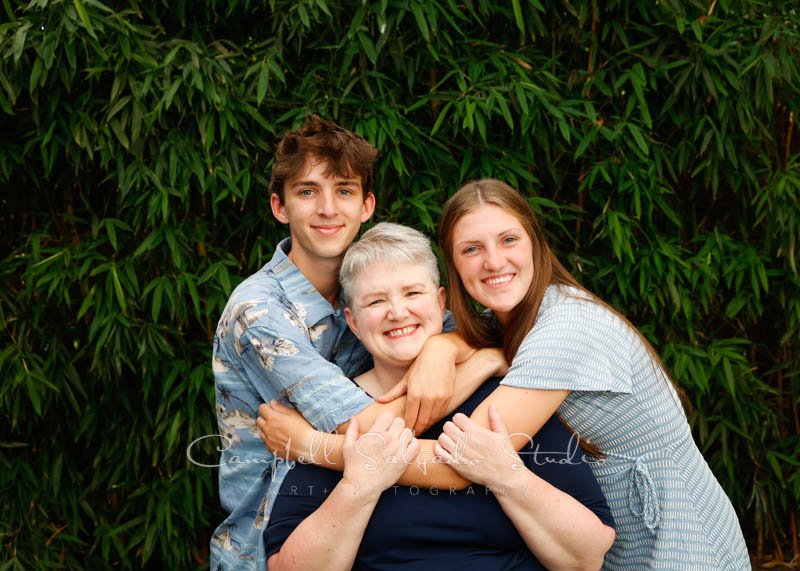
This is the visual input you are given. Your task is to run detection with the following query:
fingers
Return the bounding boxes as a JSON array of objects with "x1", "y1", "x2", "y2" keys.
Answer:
[
  {"x1": 376, "y1": 380, "x2": 408, "y2": 403},
  {"x1": 413, "y1": 398, "x2": 433, "y2": 436},
  {"x1": 390, "y1": 415, "x2": 406, "y2": 433},
  {"x1": 403, "y1": 397, "x2": 421, "y2": 433},
  {"x1": 436, "y1": 431, "x2": 457, "y2": 455},
  {"x1": 364, "y1": 415, "x2": 416, "y2": 446},
  {"x1": 433, "y1": 442, "x2": 452, "y2": 462},
  {"x1": 269, "y1": 399, "x2": 293, "y2": 412},
  {"x1": 344, "y1": 415, "x2": 359, "y2": 443},
  {"x1": 429, "y1": 399, "x2": 449, "y2": 432},
  {"x1": 450, "y1": 412, "x2": 475, "y2": 431},
  {"x1": 404, "y1": 429, "x2": 420, "y2": 458},
  {"x1": 368, "y1": 410, "x2": 396, "y2": 433}
]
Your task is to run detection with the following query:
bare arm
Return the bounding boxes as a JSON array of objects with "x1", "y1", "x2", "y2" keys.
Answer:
[
  {"x1": 267, "y1": 414, "x2": 419, "y2": 571},
  {"x1": 258, "y1": 348, "x2": 506, "y2": 489},
  {"x1": 259, "y1": 407, "x2": 470, "y2": 489},
  {"x1": 435, "y1": 405, "x2": 614, "y2": 570},
  {"x1": 341, "y1": 344, "x2": 504, "y2": 434},
  {"x1": 401, "y1": 332, "x2": 479, "y2": 433}
]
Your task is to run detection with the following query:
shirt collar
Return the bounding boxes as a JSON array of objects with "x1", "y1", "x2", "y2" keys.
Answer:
[{"x1": 266, "y1": 237, "x2": 342, "y2": 325}]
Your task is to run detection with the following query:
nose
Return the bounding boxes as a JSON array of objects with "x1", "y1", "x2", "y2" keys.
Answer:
[
  {"x1": 483, "y1": 245, "x2": 503, "y2": 271},
  {"x1": 316, "y1": 190, "x2": 336, "y2": 216},
  {"x1": 387, "y1": 298, "x2": 409, "y2": 320}
]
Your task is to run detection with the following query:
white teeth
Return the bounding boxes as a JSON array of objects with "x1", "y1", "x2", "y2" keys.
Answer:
[
  {"x1": 484, "y1": 274, "x2": 512, "y2": 285},
  {"x1": 386, "y1": 325, "x2": 417, "y2": 337}
]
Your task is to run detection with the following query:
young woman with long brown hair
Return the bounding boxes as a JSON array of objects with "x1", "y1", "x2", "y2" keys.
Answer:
[{"x1": 434, "y1": 179, "x2": 750, "y2": 570}]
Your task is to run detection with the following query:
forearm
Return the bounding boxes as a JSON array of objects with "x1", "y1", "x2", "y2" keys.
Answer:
[
  {"x1": 267, "y1": 479, "x2": 380, "y2": 570},
  {"x1": 395, "y1": 440, "x2": 469, "y2": 489},
  {"x1": 339, "y1": 348, "x2": 501, "y2": 434},
  {"x1": 299, "y1": 433, "x2": 470, "y2": 490},
  {"x1": 437, "y1": 331, "x2": 478, "y2": 363},
  {"x1": 470, "y1": 386, "x2": 570, "y2": 450},
  {"x1": 337, "y1": 398, "x2": 406, "y2": 433},
  {"x1": 449, "y1": 348, "x2": 505, "y2": 411},
  {"x1": 493, "y1": 470, "x2": 615, "y2": 570}
]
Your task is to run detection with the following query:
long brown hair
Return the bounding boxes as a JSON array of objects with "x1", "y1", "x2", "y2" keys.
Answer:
[
  {"x1": 440, "y1": 179, "x2": 583, "y2": 363},
  {"x1": 439, "y1": 179, "x2": 688, "y2": 406}
]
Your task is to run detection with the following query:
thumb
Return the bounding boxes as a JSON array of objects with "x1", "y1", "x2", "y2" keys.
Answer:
[
  {"x1": 488, "y1": 403, "x2": 508, "y2": 435},
  {"x1": 345, "y1": 416, "x2": 359, "y2": 443},
  {"x1": 376, "y1": 379, "x2": 408, "y2": 403}
]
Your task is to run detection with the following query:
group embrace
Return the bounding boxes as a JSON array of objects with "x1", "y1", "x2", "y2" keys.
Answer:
[{"x1": 211, "y1": 116, "x2": 750, "y2": 570}]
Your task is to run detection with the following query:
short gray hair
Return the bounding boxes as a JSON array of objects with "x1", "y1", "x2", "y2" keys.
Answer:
[{"x1": 340, "y1": 222, "x2": 440, "y2": 307}]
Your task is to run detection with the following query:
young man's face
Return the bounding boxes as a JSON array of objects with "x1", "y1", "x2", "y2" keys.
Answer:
[{"x1": 270, "y1": 156, "x2": 375, "y2": 272}]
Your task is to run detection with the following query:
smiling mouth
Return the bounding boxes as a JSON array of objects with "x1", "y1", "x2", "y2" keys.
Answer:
[
  {"x1": 385, "y1": 325, "x2": 418, "y2": 338},
  {"x1": 483, "y1": 274, "x2": 514, "y2": 286},
  {"x1": 313, "y1": 225, "x2": 343, "y2": 236}
]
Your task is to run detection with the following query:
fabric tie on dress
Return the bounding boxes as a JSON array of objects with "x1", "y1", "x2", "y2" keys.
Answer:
[{"x1": 627, "y1": 456, "x2": 661, "y2": 533}]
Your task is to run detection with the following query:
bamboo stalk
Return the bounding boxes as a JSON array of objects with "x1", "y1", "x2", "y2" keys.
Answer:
[
  {"x1": 770, "y1": 511, "x2": 786, "y2": 563},
  {"x1": 785, "y1": 111, "x2": 794, "y2": 168}
]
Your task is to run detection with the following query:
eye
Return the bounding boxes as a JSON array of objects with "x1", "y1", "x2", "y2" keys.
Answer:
[
  {"x1": 406, "y1": 290, "x2": 423, "y2": 298},
  {"x1": 462, "y1": 245, "x2": 479, "y2": 255},
  {"x1": 299, "y1": 188, "x2": 315, "y2": 196},
  {"x1": 337, "y1": 187, "x2": 354, "y2": 196},
  {"x1": 502, "y1": 235, "x2": 518, "y2": 245},
  {"x1": 367, "y1": 298, "x2": 384, "y2": 307}
]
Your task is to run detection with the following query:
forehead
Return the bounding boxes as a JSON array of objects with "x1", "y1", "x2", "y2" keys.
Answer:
[
  {"x1": 453, "y1": 204, "x2": 522, "y2": 239},
  {"x1": 287, "y1": 155, "x2": 362, "y2": 186}
]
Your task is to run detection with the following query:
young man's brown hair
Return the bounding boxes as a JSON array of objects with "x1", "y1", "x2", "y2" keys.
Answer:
[{"x1": 269, "y1": 115, "x2": 379, "y2": 202}]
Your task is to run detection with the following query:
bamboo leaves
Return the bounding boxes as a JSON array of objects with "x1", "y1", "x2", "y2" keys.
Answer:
[{"x1": 1, "y1": 0, "x2": 799, "y2": 568}]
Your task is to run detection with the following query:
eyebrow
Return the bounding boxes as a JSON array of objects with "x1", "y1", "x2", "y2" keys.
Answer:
[
  {"x1": 289, "y1": 178, "x2": 359, "y2": 188},
  {"x1": 358, "y1": 282, "x2": 430, "y2": 298},
  {"x1": 454, "y1": 227, "x2": 522, "y2": 247}
]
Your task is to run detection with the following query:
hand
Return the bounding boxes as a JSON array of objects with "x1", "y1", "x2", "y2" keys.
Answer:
[
  {"x1": 434, "y1": 404, "x2": 527, "y2": 489},
  {"x1": 342, "y1": 412, "x2": 420, "y2": 494},
  {"x1": 393, "y1": 335, "x2": 458, "y2": 434},
  {"x1": 257, "y1": 400, "x2": 314, "y2": 460}
]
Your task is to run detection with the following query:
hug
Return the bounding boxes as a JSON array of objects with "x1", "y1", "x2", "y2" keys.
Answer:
[{"x1": 211, "y1": 116, "x2": 750, "y2": 570}]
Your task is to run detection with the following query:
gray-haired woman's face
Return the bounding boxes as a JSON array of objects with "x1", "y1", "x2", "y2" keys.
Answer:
[{"x1": 344, "y1": 261, "x2": 445, "y2": 368}]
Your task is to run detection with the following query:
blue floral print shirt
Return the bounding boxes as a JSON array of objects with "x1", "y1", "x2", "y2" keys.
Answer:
[{"x1": 209, "y1": 238, "x2": 373, "y2": 570}]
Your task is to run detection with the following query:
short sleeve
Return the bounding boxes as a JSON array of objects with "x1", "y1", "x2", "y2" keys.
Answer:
[
  {"x1": 237, "y1": 300, "x2": 372, "y2": 433},
  {"x1": 501, "y1": 298, "x2": 634, "y2": 394}
]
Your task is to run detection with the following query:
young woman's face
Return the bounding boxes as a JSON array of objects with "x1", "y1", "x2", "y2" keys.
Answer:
[
  {"x1": 451, "y1": 204, "x2": 534, "y2": 325},
  {"x1": 345, "y1": 262, "x2": 445, "y2": 369}
]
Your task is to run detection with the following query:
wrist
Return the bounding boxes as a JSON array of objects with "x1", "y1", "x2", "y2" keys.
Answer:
[
  {"x1": 339, "y1": 475, "x2": 384, "y2": 504},
  {"x1": 290, "y1": 427, "x2": 318, "y2": 461},
  {"x1": 492, "y1": 462, "x2": 532, "y2": 497},
  {"x1": 424, "y1": 334, "x2": 459, "y2": 359}
]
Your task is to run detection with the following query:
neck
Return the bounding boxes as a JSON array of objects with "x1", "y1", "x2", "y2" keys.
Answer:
[
  {"x1": 288, "y1": 250, "x2": 343, "y2": 306},
  {"x1": 356, "y1": 361, "x2": 410, "y2": 397}
]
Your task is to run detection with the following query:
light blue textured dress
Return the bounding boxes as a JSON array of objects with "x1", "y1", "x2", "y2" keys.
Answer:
[{"x1": 500, "y1": 285, "x2": 750, "y2": 570}]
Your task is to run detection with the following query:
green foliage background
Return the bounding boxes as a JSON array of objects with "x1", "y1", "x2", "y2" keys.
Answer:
[{"x1": 1, "y1": 0, "x2": 798, "y2": 568}]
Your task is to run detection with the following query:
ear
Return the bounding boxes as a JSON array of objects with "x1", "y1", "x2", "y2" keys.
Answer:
[
  {"x1": 437, "y1": 286, "x2": 446, "y2": 314},
  {"x1": 360, "y1": 192, "x2": 376, "y2": 223},
  {"x1": 344, "y1": 306, "x2": 360, "y2": 339},
  {"x1": 270, "y1": 193, "x2": 289, "y2": 224}
]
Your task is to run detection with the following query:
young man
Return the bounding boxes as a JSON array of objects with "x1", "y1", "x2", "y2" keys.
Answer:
[{"x1": 210, "y1": 117, "x2": 473, "y2": 570}]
